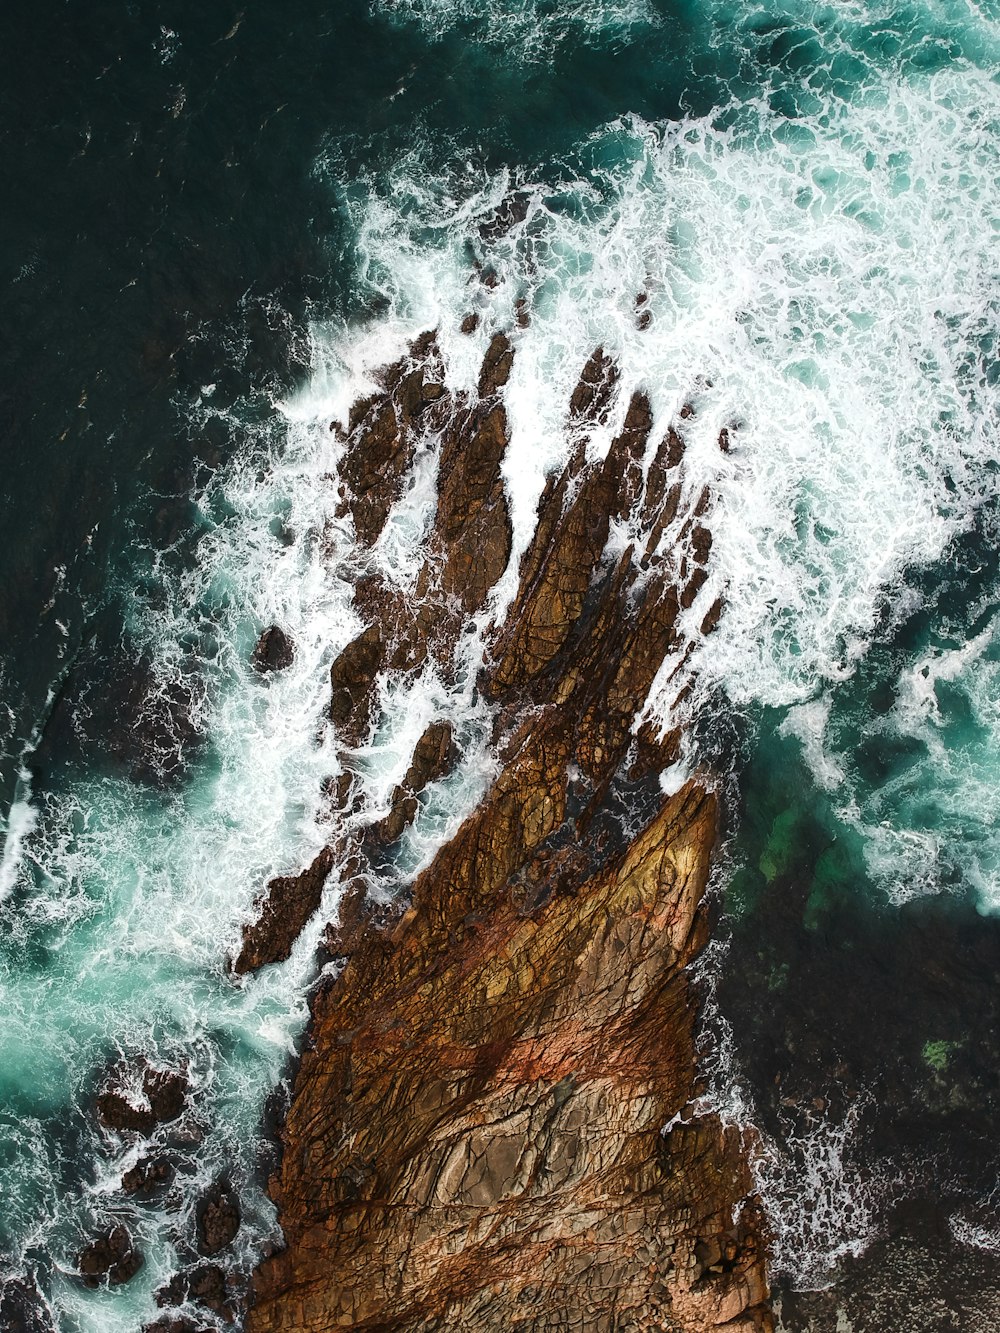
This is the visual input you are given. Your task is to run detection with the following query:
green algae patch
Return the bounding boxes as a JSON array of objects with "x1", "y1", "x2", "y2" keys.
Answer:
[
  {"x1": 922, "y1": 1039, "x2": 959, "y2": 1073},
  {"x1": 759, "y1": 808, "x2": 802, "y2": 882}
]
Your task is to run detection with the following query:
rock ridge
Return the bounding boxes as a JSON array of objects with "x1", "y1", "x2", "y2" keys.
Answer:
[{"x1": 245, "y1": 321, "x2": 772, "y2": 1331}]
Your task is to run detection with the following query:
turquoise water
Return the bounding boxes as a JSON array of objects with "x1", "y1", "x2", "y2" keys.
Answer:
[{"x1": 4, "y1": 0, "x2": 1000, "y2": 1326}]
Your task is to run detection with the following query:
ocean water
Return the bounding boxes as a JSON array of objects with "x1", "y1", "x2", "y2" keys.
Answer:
[{"x1": 4, "y1": 0, "x2": 1000, "y2": 1328}]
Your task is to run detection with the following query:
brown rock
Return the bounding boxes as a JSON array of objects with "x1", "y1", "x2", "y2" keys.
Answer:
[
  {"x1": 701, "y1": 596, "x2": 725, "y2": 637},
  {"x1": 337, "y1": 334, "x2": 446, "y2": 546},
  {"x1": 363, "y1": 721, "x2": 457, "y2": 848},
  {"x1": 569, "y1": 346, "x2": 619, "y2": 423},
  {"x1": 78, "y1": 1225, "x2": 143, "y2": 1288},
  {"x1": 691, "y1": 523, "x2": 713, "y2": 564},
  {"x1": 435, "y1": 402, "x2": 512, "y2": 615},
  {"x1": 233, "y1": 846, "x2": 335, "y2": 976},
  {"x1": 478, "y1": 192, "x2": 530, "y2": 243},
  {"x1": 477, "y1": 332, "x2": 514, "y2": 398},
  {"x1": 329, "y1": 623, "x2": 384, "y2": 743},
  {"x1": 404, "y1": 719, "x2": 457, "y2": 791},
  {"x1": 96, "y1": 1063, "x2": 188, "y2": 1134},
  {"x1": 196, "y1": 1183, "x2": 241, "y2": 1256},
  {"x1": 248, "y1": 326, "x2": 767, "y2": 1333},
  {"x1": 155, "y1": 1263, "x2": 233, "y2": 1323},
  {"x1": 0, "y1": 1276, "x2": 55, "y2": 1333},
  {"x1": 487, "y1": 386, "x2": 652, "y2": 696},
  {"x1": 144, "y1": 1319, "x2": 210, "y2": 1333},
  {"x1": 460, "y1": 312, "x2": 479, "y2": 335},
  {"x1": 324, "y1": 880, "x2": 404, "y2": 960},
  {"x1": 251, "y1": 626, "x2": 294, "y2": 673}
]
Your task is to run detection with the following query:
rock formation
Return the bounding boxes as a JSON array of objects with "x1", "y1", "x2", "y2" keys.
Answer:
[
  {"x1": 77, "y1": 1224, "x2": 144, "y2": 1288},
  {"x1": 96, "y1": 1060, "x2": 189, "y2": 1134},
  {"x1": 245, "y1": 325, "x2": 773, "y2": 1330},
  {"x1": 252, "y1": 626, "x2": 295, "y2": 673}
]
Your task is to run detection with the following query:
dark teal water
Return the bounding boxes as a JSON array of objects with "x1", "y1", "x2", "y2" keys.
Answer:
[{"x1": 4, "y1": 0, "x2": 1000, "y2": 1328}]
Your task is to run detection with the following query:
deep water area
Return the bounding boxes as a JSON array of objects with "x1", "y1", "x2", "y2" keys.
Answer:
[{"x1": 4, "y1": 0, "x2": 1000, "y2": 1328}]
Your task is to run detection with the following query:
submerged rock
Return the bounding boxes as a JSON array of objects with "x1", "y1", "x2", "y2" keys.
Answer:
[
  {"x1": 121, "y1": 1155, "x2": 174, "y2": 1196},
  {"x1": 144, "y1": 1319, "x2": 211, "y2": 1333},
  {"x1": 77, "y1": 1224, "x2": 143, "y2": 1288},
  {"x1": 155, "y1": 1262, "x2": 234, "y2": 1323},
  {"x1": 251, "y1": 625, "x2": 294, "y2": 673},
  {"x1": 0, "y1": 1276, "x2": 55, "y2": 1333}
]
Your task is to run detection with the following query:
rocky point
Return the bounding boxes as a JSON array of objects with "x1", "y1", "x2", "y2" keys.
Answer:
[{"x1": 240, "y1": 321, "x2": 772, "y2": 1331}]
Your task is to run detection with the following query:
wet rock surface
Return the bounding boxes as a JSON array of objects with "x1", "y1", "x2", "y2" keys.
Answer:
[
  {"x1": 233, "y1": 846, "x2": 335, "y2": 975},
  {"x1": 0, "y1": 1276, "x2": 56, "y2": 1333},
  {"x1": 96, "y1": 1061, "x2": 189, "y2": 1135},
  {"x1": 247, "y1": 329, "x2": 769, "y2": 1331},
  {"x1": 363, "y1": 719, "x2": 457, "y2": 848},
  {"x1": 196, "y1": 1181, "x2": 242, "y2": 1256},
  {"x1": 77, "y1": 1224, "x2": 143, "y2": 1288},
  {"x1": 144, "y1": 1319, "x2": 212, "y2": 1333},
  {"x1": 251, "y1": 625, "x2": 295, "y2": 673},
  {"x1": 122, "y1": 1155, "x2": 175, "y2": 1196},
  {"x1": 156, "y1": 1262, "x2": 235, "y2": 1323}
]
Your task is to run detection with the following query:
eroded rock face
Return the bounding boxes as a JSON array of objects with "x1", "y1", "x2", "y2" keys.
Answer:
[
  {"x1": 247, "y1": 329, "x2": 771, "y2": 1332},
  {"x1": 335, "y1": 332, "x2": 450, "y2": 548}
]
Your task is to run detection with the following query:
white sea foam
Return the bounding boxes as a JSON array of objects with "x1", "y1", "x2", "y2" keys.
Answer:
[
  {"x1": 0, "y1": 334, "x2": 499, "y2": 1328},
  {"x1": 372, "y1": 0, "x2": 659, "y2": 61},
  {"x1": 324, "y1": 57, "x2": 1000, "y2": 924}
]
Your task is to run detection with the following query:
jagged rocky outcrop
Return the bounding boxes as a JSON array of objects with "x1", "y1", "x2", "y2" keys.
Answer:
[
  {"x1": 246, "y1": 324, "x2": 772, "y2": 1330},
  {"x1": 77, "y1": 1224, "x2": 144, "y2": 1289},
  {"x1": 252, "y1": 626, "x2": 295, "y2": 673},
  {"x1": 234, "y1": 846, "x2": 336, "y2": 975},
  {"x1": 96, "y1": 1060, "x2": 189, "y2": 1134}
]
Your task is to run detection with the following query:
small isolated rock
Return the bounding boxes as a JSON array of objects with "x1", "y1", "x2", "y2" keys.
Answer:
[
  {"x1": 96, "y1": 1062, "x2": 189, "y2": 1135},
  {"x1": 251, "y1": 625, "x2": 294, "y2": 673},
  {"x1": 460, "y1": 312, "x2": 479, "y2": 335},
  {"x1": 156, "y1": 1263, "x2": 233, "y2": 1322},
  {"x1": 196, "y1": 1183, "x2": 241, "y2": 1256},
  {"x1": 78, "y1": 1224, "x2": 143, "y2": 1288},
  {"x1": 122, "y1": 1156, "x2": 174, "y2": 1197}
]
